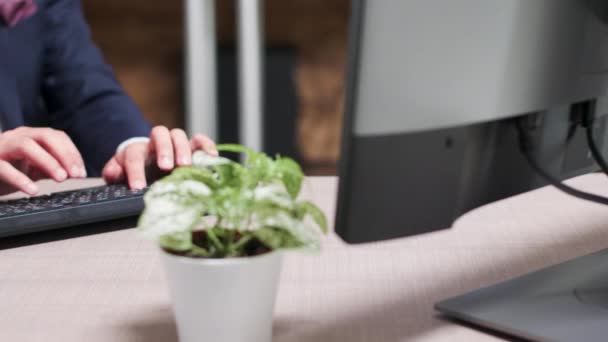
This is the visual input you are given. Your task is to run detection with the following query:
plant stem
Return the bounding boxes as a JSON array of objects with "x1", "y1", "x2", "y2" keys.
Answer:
[
  {"x1": 206, "y1": 228, "x2": 224, "y2": 253},
  {"x1": 231, "y1": 234, "x2": 254, "y2": 252},
  {"x1": 189, "y1": 244, "x2": 211, "y2": 257},
  {"x1": 226, "y1": 230, "x2": 236, "y2": 252}
]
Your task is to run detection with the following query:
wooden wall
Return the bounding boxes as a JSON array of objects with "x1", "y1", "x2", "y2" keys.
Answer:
[{"x1": 82, "y1": 0, "x2": 349, "y2": 173}]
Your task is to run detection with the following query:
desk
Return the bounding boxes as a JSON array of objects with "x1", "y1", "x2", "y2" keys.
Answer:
[{"x1": 1, "y1": 176, "x2": 608, "y2": 341}]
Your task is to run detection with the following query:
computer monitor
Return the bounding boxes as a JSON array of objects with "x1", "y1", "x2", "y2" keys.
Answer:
[
  {"x1": 336, "y1": 0, "x2": 608, "y2": 244},
  {"x1": 336, "y1": 1, "x2": 608, "y2": 340}
]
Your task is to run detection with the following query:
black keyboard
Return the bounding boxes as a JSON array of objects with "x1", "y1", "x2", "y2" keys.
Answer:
[{"x1": 0, "y1": 184, "x2": 146, "y2": 238}]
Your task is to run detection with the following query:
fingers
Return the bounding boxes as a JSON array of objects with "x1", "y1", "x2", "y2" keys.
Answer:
[
  {"x1": 0, "y1": 127, "x2": 85, "y2": 187},
  {"x1": 16, "y1": 138, "x2": 68, "y2": 182},
  {"x1": 0, "y1": 160, "x2": 38, "y2": 195},
  {"x1": 170, "y1": 129, "x2": 192, "y2": 166},
  {"x1": 120, "y1": 143, "x2": 149, "y2": 190},
  {"x1": 31, "y1": 128, "x2": 86, "y2": 178},
  {"x1": 102, "y1": 157, "x2": 125, "y2": 184},
  {"x1": 190, "y1": 134, "x2": 218, "y2": 156},
  {"x1": 150, "y1": 126, "x2": 174, "y2": 171},
  {"x1": 108, "y1": 128, "x2": 216, "y2": 190}
]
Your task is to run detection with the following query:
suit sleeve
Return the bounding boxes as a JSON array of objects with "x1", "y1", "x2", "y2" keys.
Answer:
[{"x1": 41, "y1": 0, "x2": 151, "y2": 175}]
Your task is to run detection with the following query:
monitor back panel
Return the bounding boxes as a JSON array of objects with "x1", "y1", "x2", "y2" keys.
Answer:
[{"x1": 336, "y1": 0, "x2": 608, "y2": 244}]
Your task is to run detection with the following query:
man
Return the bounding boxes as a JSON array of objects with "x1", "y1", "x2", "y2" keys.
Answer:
[{"x1": 0, "y1": 0, "x2": 216, "y2": 196}]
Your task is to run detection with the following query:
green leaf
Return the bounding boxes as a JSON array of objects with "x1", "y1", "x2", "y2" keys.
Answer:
[
  {"x1": 275, "y1": 157, "x2": 303, "y2": 198},
  {"x1": 138, "y1": 199, "x2": 204, "y2": 239},
  {"x1": 216, "y1": 144, "x2": 255, "y2": 155},
  {"x1": 253, "y1": 227, "x2": 303, "y2": 250},
  {"x1": 169, "y1": 166, "x2": 217, "y2": 186},
  {"x1": 245, "y1": 151, "x2": 275, "y2": 184},
  {"x1": 214, "y1": 162, "x2": 246, "y2": 188},
  {"x1": 158, "y1": 231, "x2": 193, "y2": 252},
  {"x1": 191, "y1": 152, "x2": 231, "y2": 170},
  {"x1": 253, "y1": 184, "x2": 293, "y2": 209},
  {"x1": 258, "y1": 211, "x2": 321, "y2": 251},
  {"x1": 296, "y1": 201, "x2": 328, "y2": 233},
  {"x1": 137, "y1": 179, "x2": 210, "y2": 239}
]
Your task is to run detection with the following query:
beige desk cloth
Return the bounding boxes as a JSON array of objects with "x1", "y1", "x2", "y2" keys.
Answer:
[{"x1": 1, "y1": 176, "x2": 608, "y2": 342}]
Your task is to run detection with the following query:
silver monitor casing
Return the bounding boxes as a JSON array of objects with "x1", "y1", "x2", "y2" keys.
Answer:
[
  {"x1": 354, "y1": 0, "x2": 608, "y2": 137},
  {"x1": 337, "y1": 0, "x2": 608, "y2": 244}
]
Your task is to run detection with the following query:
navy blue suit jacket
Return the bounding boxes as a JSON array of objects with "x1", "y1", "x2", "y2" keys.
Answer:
[{"x1": 0, "y1": 0, "x2": 151, "y2": 175}]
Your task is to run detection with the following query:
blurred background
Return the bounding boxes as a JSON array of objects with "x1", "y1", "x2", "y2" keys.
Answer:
[{"x1": 81, "y1": 0, "x2": 350, "y2": 175}]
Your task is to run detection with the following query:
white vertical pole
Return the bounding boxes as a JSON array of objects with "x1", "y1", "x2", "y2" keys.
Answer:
[
  {"x1": 185, "y1": 0, "x2": 218, "y2": 140},
  {"x1": 237, "y1": 0, "x2": 264, "y2": 153}
]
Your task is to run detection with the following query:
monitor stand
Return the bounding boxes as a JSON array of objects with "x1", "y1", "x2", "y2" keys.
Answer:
[
  {"x1": 436, "y1": 248, "x2": 608, "y2": 342},
  {"x1": 575, "y1": 286, "x2": 608, "y2": 310}
]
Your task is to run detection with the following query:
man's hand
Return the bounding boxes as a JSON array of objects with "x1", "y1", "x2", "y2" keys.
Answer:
[
  {"x1": 0, "y1": 127, "x2": 86, "y2": 195},
  {"x1": 102, "y1": 126, "x2": 218, "y2": 189}
]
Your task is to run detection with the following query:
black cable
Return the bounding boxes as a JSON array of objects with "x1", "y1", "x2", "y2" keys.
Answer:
[{"x1": 516, "y1": 119, "x2": 608, "y2": 205}]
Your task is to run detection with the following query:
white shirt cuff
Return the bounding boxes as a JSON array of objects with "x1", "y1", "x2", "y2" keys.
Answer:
[{"x1": 116, "y1": 137, "x2": 150, "y2": 153}]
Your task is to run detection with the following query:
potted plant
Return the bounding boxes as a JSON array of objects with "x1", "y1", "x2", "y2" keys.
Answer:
[{"x1": 137, "y1": 144, "x2": 327, "y2": 342}]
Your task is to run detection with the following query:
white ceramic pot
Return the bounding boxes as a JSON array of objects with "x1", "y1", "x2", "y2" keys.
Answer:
[{"x1": 160, "y1": 249, "x2": 283, "y2": 342}]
